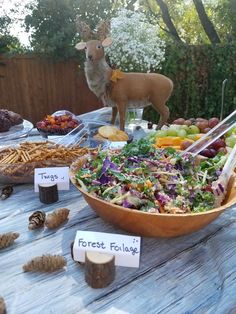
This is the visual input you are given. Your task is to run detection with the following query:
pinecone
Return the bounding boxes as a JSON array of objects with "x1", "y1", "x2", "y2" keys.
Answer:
[
  {"x1": 1, "y1": 186, "x2": 13, "y2": 200},
  {"x1": 28, "y1": 210, "x2": 46, "y2": 230},
  {"x1": 0, "y1": 296, "x2": 6, "y2": 314},
  {"x1": 0, "y1": 232, "x2": 19, "y2": 249},
  {"x1": 45, "y1": 208, "x2": 70, "y2": 229},
  {"x1": 23, "y1": 254, "x2": 67, "y2": 272}
]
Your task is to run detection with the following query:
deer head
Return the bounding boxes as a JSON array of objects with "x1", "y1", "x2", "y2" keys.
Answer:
[{"x1": 75, "y1": 17, "x2": 112, "y2": 62}]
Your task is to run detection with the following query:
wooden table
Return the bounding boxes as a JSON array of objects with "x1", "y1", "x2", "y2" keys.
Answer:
[{"x1": 1, "y1": 109, "x2": 236, "y2": 313}]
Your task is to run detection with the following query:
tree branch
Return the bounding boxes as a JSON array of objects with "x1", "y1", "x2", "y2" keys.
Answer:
[
  {"x1": 193, "y1": 0, "x2": 221, "y2": 44},
  {"x1": 155, "y1": 0, "x2": 183, "y2": 43},
  {"x1": 126, "y1": 0, "x2": 137, "y2": 10},
  {"x1": 145, "y1": 0, "x2": 173, "y2": 36}
]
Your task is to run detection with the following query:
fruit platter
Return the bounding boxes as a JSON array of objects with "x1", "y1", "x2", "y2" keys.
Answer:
[
  {"x1": 36, "y1": 110, "x2": 82, "y2": 136},
  {"x1": 146, "y1": 116, "x2": 230, "y2": 158}
]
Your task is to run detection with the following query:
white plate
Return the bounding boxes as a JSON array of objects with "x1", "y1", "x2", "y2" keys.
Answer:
[{"x1": 0, "y1": 119, "x2": 33, "y2": 141}]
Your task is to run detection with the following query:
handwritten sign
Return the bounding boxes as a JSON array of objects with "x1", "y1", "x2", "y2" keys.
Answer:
[
  {"x1": 34, "y1": 167, "x2": 70, "y2": 192},
  {"x1": 73, "y1": 230, "x2": 141, "y2": 268}
]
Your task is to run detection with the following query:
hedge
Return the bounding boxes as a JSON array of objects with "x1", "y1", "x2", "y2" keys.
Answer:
[{"x1": 143, "y1": 43, "x2": 236, "y2": 123}]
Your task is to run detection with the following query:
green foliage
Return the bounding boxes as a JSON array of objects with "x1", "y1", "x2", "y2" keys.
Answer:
[
  {"x1": 210, "y1": 0, "x2": 236, "y2": 42},
  {"x1": 0, "y1": 15, "x2": 23, "y2": 54},
  {"x1": 143, "y1": 43, "x2": 236, "y2": 122},
  {"x1": 0, "y1": 15, "x2": 11, "y2": 34},
  {"x1": 0, "y1": 34, "x2": 24, "y2": 54},
  {"x1": 23, "y1": 0, "x2": 133, "y2": 59},
  {"x1": 76, "y1": 0, "x2": 116, "y2": 31},
  {"x1": 140, "y1": 0, "x2": 235, "y2": 44},
  {"x1": 24, "y1": 0, "x2": 80, "y2": 59}
]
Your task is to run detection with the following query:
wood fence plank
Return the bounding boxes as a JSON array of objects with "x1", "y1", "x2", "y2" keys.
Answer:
[{"x1": 0, "y1": 55, "x2": 102, "y2": 124}]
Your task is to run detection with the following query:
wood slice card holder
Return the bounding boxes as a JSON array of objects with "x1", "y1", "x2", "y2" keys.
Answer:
[
  {"x1": 85, "y1": 251, "x2": 115, "y2": 288},
  {"x1": 70, "y1": 242, "x2": 116, "y2": 288},
  {"x1": 38, "y1": 183, "x2": 58, "y2": 204}
]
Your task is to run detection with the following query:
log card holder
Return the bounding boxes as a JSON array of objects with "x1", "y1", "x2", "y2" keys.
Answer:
[{"x1": 70, "y1": 242, "x2": 115, "y2": 288}]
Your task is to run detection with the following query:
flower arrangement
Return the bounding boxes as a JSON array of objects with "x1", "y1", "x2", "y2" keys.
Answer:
[{"x1": 106, "y1": 9, "x2": 166, "y2": 73}]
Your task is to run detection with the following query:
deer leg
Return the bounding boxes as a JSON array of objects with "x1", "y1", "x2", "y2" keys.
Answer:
[
  {"x1": 110, "y1": 107, "x2": 118, "y2": 125},
  {"x1": 117, "y1": 102, "x2": 126, "y2": 131},
  {"x1": 154, "y1": 103, "x2": 170, "y2": 130}
]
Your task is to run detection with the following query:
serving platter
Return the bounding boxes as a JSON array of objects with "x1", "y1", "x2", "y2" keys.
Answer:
[{"x1": 0, "y1": 119, "x2": 33, "y2": 141}]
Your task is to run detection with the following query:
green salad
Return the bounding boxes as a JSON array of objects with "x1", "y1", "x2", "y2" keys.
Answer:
[{"x1": 75, "y1": 139, "x2": 227, "y2": 214}]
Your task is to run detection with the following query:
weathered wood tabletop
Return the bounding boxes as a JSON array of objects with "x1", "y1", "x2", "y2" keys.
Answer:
[{"x1": 1, "y1": 109, "x2": 236, "y2": 314}]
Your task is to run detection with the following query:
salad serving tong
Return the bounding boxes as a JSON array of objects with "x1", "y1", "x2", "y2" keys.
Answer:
[
  {"x1": 182, "y1": 110, "x2": 236, "y2": 206},
  {"x1": 181, "y1": 110, "x2": 236, "y2": 157},
  {"x1": 53, "y1": 119, "x2": 111, "y2": 147}
]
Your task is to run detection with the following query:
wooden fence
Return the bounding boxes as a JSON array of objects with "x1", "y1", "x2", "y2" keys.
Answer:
[{"x1": 0, "y1": 55, "x2": 102, "y2": 125}]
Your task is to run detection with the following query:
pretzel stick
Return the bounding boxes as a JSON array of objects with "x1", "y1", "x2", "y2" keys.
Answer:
[
  {"x1": 28, "y1": 144, "x2": 47, "y2": 154},
  {"x1": 22, "y1": 150, "x2": 30, "y2": 162},
  {"x1": 0, "y1": 152, "x2": 17, "y2": 164}
]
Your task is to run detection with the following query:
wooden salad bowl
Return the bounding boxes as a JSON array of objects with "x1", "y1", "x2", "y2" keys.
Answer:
[{"x1": 70, "y1": 158, "x2": 236, "y2": 238}]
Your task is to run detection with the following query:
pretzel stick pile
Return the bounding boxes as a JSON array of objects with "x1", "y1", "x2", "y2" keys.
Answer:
[{"x1": 0, "y1": 141, "x2": 96, "y2": 183}]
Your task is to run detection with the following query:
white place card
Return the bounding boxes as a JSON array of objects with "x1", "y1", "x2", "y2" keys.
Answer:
[
  {"x1": 108, "y1": 141, "x2": 127, "y2": 150},
  {"x1": 34, "y1": 167, "x2": 70, "y2": 192},
  {"x1": 73, "y1": 230, "x2": 141, "y2": 268}
]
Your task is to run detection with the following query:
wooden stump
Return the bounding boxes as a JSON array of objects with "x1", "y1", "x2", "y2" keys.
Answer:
[
  {"x1": 38, "y1": 183, "x2": 58, "y2": 204},
  {"x1": 0, "y1": 296, "x2": 6, "y2": 314},
  {"x1": 85, "y1": 251, "x2": 115, "y2": 288}
]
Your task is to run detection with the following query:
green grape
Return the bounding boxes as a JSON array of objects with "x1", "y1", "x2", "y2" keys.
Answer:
[
  {"x1": 178, "y1": 129, "x2": 187, "y2": 138},
  {"x1": 225, "y1": 136, "x2": 236, "y2": 148},
  {"x1": 156, "y1": 130, "x2": 167, "y2": 138},
  {"x1": 187, "y1": 134, "x2": 197, "y2": 140},
  {"x1": 180, "y1": 125, "x2": 189, "y2": 133},
  {"x1": 166, "y1": 128, "x2": 178, "y2": 136},
  {"x1": 188, "y1": 125, "x2": 200, "y2": 134},
  {"x1": 226, "y1": 127, "x2": 236, "y2": 137}
]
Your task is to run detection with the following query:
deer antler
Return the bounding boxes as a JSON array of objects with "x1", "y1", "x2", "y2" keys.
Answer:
[
  {"x1": 75, "y1": 15, "x2": 93, "y2": 41},
  {"x1": 96, "y1": 20, "x2": 110, "y2": 41}
]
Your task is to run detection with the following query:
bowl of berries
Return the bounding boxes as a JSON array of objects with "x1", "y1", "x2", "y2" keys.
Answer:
[{"x1": 36, "y1": 110, "x2": 82, "y2": 137}]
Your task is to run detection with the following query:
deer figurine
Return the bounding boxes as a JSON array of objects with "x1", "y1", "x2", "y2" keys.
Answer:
[{"x1": 75, "y1": 18, "x2": 173, "y2": 130}]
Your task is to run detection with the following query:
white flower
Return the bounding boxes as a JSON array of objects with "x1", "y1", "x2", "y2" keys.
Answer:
[{"x1": 106, "y1": 9, "x2": 165, "y2": 73}]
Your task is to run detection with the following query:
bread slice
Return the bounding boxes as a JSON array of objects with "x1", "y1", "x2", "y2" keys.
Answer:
[{"x1": 96, "y1": 126, "x2": 129, "y2": 142}]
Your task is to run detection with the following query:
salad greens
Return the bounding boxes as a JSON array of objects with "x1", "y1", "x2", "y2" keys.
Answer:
[{"x1": 75, "y1": 139, "x2": 227, "y2": 214}]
